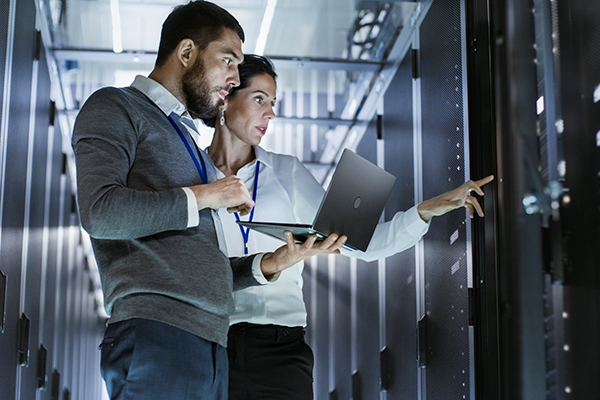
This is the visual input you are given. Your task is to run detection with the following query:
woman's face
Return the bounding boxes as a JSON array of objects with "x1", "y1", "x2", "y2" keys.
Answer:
[{"x1": 223, "y1": 73, "x2": 277, "y2": 147}]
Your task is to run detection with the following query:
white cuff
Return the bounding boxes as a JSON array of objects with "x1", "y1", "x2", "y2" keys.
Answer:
[
  {"x1": 405, "y1": 205, "x2": 431, "y2": 232},
  {"x1": 182, "y1": 187, "x2": 199, "y2": 228},
  {"x1": 251, "y1": 253, "x2": 271, "y2": 285}
]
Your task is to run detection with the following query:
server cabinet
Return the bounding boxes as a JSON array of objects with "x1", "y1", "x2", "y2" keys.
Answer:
[
  {"x1": 353, "y1": 255, "x2": 382, "y2": 400},
  {"x1": 382, "y1": 51, "x2": 419, "y2": 400},
  {"x1": 331, "y1": 256, "x2": 353, "y2": 400},
  {"x1": 419, "y1": 1, "x2": 474, "y2": 398},
  {"x1": 1, "y1": 0, "x2": 40, "y2": 397},
  {"x1": 466, "y1": 0, "x2": 600, "y2": 398},
  {"x1": 37, "y1": 117, "x2": 63, "y2": 400},
  {"x1": 554, "y1": 1, "x2": 600, "y2": 396},
  {"x1": 305, "y1": 255, "x2": 330, "y2": 400},
  {"x1": 542, "y1": 1, "x2": 600, "y2": 398},
  {"x1": 0, "y1": 0, "x2": 106, "y2": 398},
  {"x1": 19, "y1": 29, "x2": 53, "y2": 400},
  {"x1": 304, "y1": 0, "x2": 478, "y2": 398}
]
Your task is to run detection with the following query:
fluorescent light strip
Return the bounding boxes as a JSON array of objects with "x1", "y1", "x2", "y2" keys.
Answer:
[
  {"x1": 254, "y1": 0, "x2": 277, "y2": 55},
  {"x1": 111, "y1": 0, "x2": 123, "y2": 53}
]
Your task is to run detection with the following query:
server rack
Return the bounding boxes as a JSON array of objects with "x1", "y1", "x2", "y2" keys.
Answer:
[
  {"x1": 304, "y1": 0, "x2": 481, "y2": 398},
  {"x1": 1, "y1": 0, "x2": 599, "y2": 399},
  {"x1": 0, "y1": 1, "x2": 106, "y2": 399},
  {"x1": 467, "y1": 0, "x2": 600, "y2": 398},
  {"x1": 306, "y1": 0, "x2": 600, "y2": 399}
]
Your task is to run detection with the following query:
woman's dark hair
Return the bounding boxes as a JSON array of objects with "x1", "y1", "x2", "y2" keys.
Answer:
[
  {"x1": 155, "y1": 1, "x2": 245, "y2": 67},
  {"x1": 203, "y1": 54, "x2": 278, "y2": 127},
  {"x1": 229, "y1": 54, "x2": 277, "y2": 97}
]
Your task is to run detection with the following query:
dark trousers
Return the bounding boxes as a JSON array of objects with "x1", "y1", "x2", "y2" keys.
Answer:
[
  {"x1": 227, "y1": 323, "x2": 314, "y2": 400},
  {"x1": 100, "y1": 318, "x2": 228, "y2": 400}
]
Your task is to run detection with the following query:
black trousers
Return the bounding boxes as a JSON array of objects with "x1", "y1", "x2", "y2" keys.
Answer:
[{"x1": 227, "y1": 323, "x2": 314, "y2": 400}]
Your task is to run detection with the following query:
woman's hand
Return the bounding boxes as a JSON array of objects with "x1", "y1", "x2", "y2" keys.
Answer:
[
  {"x1": 260, "y1": 231, "x2": 347, "y2": 280},
  {"x1": 417, "y1": 175, "x2": 494, "y2": 222}
]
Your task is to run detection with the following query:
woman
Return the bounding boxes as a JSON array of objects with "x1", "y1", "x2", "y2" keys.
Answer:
[{"x1": 205, "y1": 55, "x2": 492, "y2": 399}]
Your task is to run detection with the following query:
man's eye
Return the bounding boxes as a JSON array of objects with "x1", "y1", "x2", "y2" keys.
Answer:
[{"x1": 225, "y1": 59, "x2": 231, "y2": 65}]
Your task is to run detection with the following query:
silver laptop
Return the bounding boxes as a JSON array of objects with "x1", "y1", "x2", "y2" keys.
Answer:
[{"x1": 237, "y1": 149, "x2": 396, "y2": 252}]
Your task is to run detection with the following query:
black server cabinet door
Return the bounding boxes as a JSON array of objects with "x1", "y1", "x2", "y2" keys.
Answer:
[
  {"x1": 331, "y1": 256, "x2": 352, "y2": 400},
  {"x1": 382, "y1": 49, "x2": 418, "y2": 400},
  {"x1": 20, "y1": 40, "x2": 53, "y2": 399},
  {"x1": 307, "y1": 257, "x2": 331, "y2": 400},
  {"x1": 420, "y1": 0, "x2": 473, "y2": 398},
  {"x1": 0, "y1": 0, "x2": 37, "y2": 397}
]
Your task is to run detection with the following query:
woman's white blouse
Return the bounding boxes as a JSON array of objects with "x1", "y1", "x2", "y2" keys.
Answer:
[{"x1": 217, "y1": 146, "x2": 430, "y2": 327}]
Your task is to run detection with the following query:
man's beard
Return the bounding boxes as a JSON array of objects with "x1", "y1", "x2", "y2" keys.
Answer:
[{"x1": 182, "y1": 56, "x2": 223, "y2": 120}]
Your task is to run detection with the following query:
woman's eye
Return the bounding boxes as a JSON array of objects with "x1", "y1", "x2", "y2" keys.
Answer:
[{"x1": 255, "y1": 97, "x2": 263, "y2": 104}]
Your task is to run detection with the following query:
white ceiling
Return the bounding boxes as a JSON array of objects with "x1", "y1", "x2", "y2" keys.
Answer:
[
  {"x1": 57, "y1": 0, "x2": 356, "y2": 58},
  {"x1": 45, "y1": 0, "x2": 418, "y2": 161},
  {"x1": 48, "y1": 0, "x2": 416, "y2": 97}
]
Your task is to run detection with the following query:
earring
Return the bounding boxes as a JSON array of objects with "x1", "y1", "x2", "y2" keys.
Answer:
[{"x1": 220, "y1": 110, "x2": 225, "y2": 126}]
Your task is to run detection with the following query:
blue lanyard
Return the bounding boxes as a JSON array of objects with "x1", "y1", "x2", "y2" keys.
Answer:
[
  {"x1": 167, "y1": 115, "x2": 208, "y2": 184},
  {"x1": 234, "y1": 161, "x2": 260, "y2": 254}
]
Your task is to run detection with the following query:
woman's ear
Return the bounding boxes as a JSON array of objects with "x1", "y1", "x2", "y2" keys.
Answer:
[{"x1": 220, "y1": 100, "x2": 228, "y2": 113}]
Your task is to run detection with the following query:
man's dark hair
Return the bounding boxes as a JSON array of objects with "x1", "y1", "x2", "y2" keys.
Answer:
[
  {"x1": 203, "y1": 54, "x2": 277, "y2": 127},
  {"x1": 155, "y1": 1, "x2": 245, "y2": 67}
]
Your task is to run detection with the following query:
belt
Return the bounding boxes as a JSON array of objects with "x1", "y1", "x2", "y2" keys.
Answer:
[{"x1": 230, "y1": 322, "x2": 305, "y2": 341}]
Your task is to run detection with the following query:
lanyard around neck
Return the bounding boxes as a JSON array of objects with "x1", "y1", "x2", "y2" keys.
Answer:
[
  {"x1": 167, "y1": 115, "x2": 208, "y2": 184},
  {"x1": 234, "y1": 160, "x2": 260, "y2": 255}
]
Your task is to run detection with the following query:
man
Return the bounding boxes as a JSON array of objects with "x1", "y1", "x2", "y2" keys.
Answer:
[{"x1": 71, "y1": 2, "x2": 345, "y2": 399}]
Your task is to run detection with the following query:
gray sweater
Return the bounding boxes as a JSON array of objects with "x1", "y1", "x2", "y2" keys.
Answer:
[{"x1": 72, "y1": 85, "x2": 258, "y2": 347}]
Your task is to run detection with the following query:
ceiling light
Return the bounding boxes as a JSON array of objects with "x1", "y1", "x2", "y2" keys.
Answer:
[
  {"x1": 255, "y1": 0, "x2": 277, "y2": 55},
  {"x1": 111, "y1": 0, "x2": 123, "y2": 53}
]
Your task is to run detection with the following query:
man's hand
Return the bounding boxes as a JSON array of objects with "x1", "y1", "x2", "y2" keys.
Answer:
[
  {"x1": 260, "y1": 231, "x2": 347, "y2": 280},
  {"x1": 417, "y1": 175, "x2": 494, "y2": 222},
  {"x1": 189, "y1": 175, "x2": 254, "y2": 215}
]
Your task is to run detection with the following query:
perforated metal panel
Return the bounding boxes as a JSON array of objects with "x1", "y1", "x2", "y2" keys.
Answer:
[
  {"x1": 0, "y1": 2, "x2": 106, "y2": 397},
  {"x1": 0, "y1": 0, "x2": 35, "y2": 397},
  {"x1": 354, "y1": 255, "x2": 381, "y2": 400},
  {"x1": 20, "y1": 38, "x2": 53, "y2": 399},
  {"x1": 331, "y1": 257, "x2": 352, "y2": 400},
  {"x1": 382, "y1": 50, "x2": 419, "y2": 399},
  {"x1": 420, "y1": 0, "x2": 472, "y2": 398},
  {"x1": 309, "y1": 258, "x2": 332, "y2": 400}
]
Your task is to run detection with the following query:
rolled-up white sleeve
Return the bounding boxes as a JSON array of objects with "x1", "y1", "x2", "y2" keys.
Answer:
[
  {"x1": 250, "y1": 252, "x2": 273, "y2": 284},
  {"x1": 182, "y1": 187, "x2": 200, "y2": 228},
  {"x1": 342, "y1": 204, "x2": 430, "y2": 262}
]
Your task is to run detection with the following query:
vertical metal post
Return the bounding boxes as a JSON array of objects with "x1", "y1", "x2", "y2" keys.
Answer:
[
  {"x1": 310, "y1": 70, "x2": 319, "y2": 160},
  {"x1": 296, "y1": 69, "x2": 304, "y2": 161},
  {"x1": 459, "y1": 0, "x2": 476, "y2": 397},
  {"x1": 376, "y1": 96, "x2": 387, "y2": 400},
  {"x1": 350, "y1": 257, "x2": 358, "y2": 395},
  {"x1": 328, "y1": 254, "x2": 336, "y2": 394},
  {"x1": 411, "y1": 28, "x2": 426, "y2": 400}
]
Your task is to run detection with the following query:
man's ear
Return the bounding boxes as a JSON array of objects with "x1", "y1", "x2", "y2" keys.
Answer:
[{"x1": 175, "y1": 38, "x2": 196, "y2": 68}]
